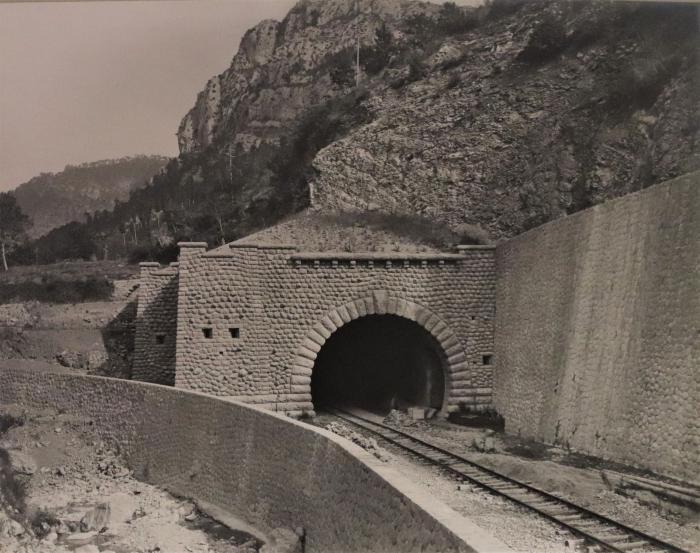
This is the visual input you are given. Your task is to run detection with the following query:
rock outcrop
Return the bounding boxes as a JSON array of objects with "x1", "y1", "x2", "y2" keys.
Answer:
[
  {"x1": 176, "y1": 0, "x2": 698, "y2": 240},
  {"x1": 310, "y1": 2, "x2": 699, "y2": 236},
  {"x1": 176, "y1": 0, "x2": 439, "y2": 155}
]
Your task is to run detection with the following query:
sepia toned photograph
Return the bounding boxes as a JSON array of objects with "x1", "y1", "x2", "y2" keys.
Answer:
[{"x1": 0, "y1": 0, "x2": 698, "y2": 552}]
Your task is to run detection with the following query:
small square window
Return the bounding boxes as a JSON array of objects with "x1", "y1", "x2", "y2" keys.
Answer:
[
  {"x1": 229, "y1": 328, "x2": 240, "y2": 339},
  {"x1": 482, "y1": 354, "x2": 493, "y2": 366},
  {"x1": 155, "y1": 334, "x2": 165, "y2": 345},
  {"x1": 202, "y1": 328, "x2": 213, "y2": 339}
]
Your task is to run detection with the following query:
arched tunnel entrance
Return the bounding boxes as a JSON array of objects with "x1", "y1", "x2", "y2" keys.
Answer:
[{"x1": 311, "y1": 315, "x2": 446, "y2": 415}]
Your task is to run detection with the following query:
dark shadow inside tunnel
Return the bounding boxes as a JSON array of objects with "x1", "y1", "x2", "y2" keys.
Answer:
[{"x1": 311, "y1": 315, "x2": 446, "y2": 414}]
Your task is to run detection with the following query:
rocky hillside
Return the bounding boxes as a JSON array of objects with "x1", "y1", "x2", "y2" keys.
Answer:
[
  {"x1": 12, "y1": 156, "x2": 169, "y2": 238},
  {"x1": 176, "y1": 0, "x2": 698, "y2": 241},
  {"x1": 177, "y1": 0, "x2": 440, "y2": 155},
  {"x1": 309, "y1": 1, "x2": 699, "y2": 235},
  {"x1": 19, "y1": 0, "x2": 696, "y2": 265}
]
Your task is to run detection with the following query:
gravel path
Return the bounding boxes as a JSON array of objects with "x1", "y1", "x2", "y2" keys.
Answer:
[{"x1": 315, "y1": 412, "x2": 699, "y2": 553}]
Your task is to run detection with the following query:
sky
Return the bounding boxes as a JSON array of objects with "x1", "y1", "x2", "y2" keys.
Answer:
[
  {"x1": 0, "y1": 0, "x2": 297, "y2": 191},
  {"x1": 0, "y1": 0, "x2": 478, "y2": 192}
]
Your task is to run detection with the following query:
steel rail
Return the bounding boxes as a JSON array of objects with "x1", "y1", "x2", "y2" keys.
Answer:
[{"x1": 326, "y1": 407, "x2": 689, "y2": 553}]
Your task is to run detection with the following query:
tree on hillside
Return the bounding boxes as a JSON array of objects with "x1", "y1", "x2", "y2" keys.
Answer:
[
  {"x1": 0, "y1": 193, "x2": 30, "y2": 271},
  {"x1": 360, "y1": 23, "x2": 395, "y2": 75},
  {"x1": 437, "y1": 2, "x2": 478, "y2": 35}
]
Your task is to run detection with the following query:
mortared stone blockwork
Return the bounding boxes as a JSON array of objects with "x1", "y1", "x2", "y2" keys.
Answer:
[
  {"x1": 132, "y1": 172, "x2": 699, "y2": 483},
  {"x1": 134, "y1": 240, "x2": 497, "y2": 417}
]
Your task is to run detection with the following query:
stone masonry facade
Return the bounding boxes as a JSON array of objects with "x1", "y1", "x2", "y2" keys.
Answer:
[
  {"x1": 132, "y1": 172, "x2": 698, "y2": 482},
  {"x1": 132, "y1": 262, "x2": 179, "y2": 385},
  {"x1": 493, "y1": 172, "x2": 699, "y2": 484},
  {"x1": 134, "y1": 243, "x2": 497, "y2": 417}
]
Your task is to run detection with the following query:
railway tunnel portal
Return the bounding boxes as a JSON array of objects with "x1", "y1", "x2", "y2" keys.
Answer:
[
  {"x1": 310, "y1": 314, "x2": 447, "y2": 414},
  {"x1": 134, "y1": 241, "x2": 498, "y2": 418}
]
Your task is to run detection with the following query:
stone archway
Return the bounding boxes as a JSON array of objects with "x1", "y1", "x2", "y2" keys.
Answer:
[{"x1": 290, "y1": 292, "x2": 470, "y2": 415}]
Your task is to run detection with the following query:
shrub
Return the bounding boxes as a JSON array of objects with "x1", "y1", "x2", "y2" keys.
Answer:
[
  {"x1": 403, "y1": 13, "x2": 436, "y2": 45},
  {"x1": 360, "y1": 24, "x2": 396, "y2": 76},
  {"x1": 436, "y1": 2, "x2": 479, "y2": 35},
  {"x1": 30, "y1": 508, "x2": 60, "y2": 538},
  {"x1": 440, "y1": 53, "x2": 467, "y2": 71},
  {"x1": 445, "y1": 74, "x2": 461, "y2": 89},
  {"x1": 127, "y1": 244, "x2": 179, "y2": 265},
  {"x1": 0, "y1": 448, "x2": 27, "y2": 516},
  {"x1": 0, "y1": 414, "x2": 24, "y2": 435},
  {"x1": 605, "y1": 54, "x2": 683, "y2": 113},
  {"x1": 484, "y1": 0, "x2": 524, "y2": 21},
  {"x1": 517, "y1": 17, "x2": 569, "y2": 63},
  {"x1": 0, "y1": 276, "x2": 114, "y2": 304},
  {"x1": 327, "y1": 50, "x2": 355, "y2": 88},
  {"x1": 406, "y1": 56, "x2": 426, "y2": 83},
  {"x1": 403, "y1": 3, "x2": 478, "y2": 40},
  {"x1": 453, "y1": 223, "x2": 493, "y2": 246},
  {"x1": 318, "y1": 211, "x2": 456, "y2": 251}
]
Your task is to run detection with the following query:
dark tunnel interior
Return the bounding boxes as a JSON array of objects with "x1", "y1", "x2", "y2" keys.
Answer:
[{"x1": 311, "y1": 315, "x2": 446, "y2": 414}]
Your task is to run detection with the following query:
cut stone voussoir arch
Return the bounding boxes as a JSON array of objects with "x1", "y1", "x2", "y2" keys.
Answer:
[{"x1": 292, "y1": 293, "x2": 468, "y2": 414}]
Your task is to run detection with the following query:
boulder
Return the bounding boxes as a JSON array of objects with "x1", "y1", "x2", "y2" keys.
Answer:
[
  {"x1": 74, "y1": 545, "x2": 100, "y2": 553},
  {"x1": 107, "y1": 492, "x2": 136, "y2": 524},
  {"x1": 261, "y1": 527, "x2": 303, "y2": 553},
  {"x1": 64, "y1": 531, "x2": 98, "y2": 546},
  {"x1": 0, "y1": 516, "x2": 25, "y2": 537},
  {"x1": 80, "y1": 503, "x2": 110, "y2": 532},
  {"x1": 8, "y1": 449, "x2": 37, "y2": 475}
]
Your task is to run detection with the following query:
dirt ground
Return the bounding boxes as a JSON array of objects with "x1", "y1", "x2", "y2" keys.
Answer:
[
  {"x1": 0, "y1": 403, "x2": 269, "y2": 553},
  {"x1": 314, "y1": 411, "x2": 700, "y2": 553}
]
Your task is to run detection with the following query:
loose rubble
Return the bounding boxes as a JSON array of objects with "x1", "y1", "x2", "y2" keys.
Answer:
[
  {"x1": 324, "y1": 422, "x2": 391, "y2": 462},
  {"x1": 0, "y1": 404, "x2": 272, "y2": 553}
]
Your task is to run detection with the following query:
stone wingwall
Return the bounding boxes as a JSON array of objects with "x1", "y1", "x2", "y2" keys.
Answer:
[
  {"x1": 173, "y1": 244, "x2": 496, "y2": 416},
  {"x1": 132, "y1": 262, "x2": 179, "y2": 384},
  {"x1": 0, "y1": 366, "x2": 506, "y2": 553},
  {"x1": 493, "y1": 172, "x2": 700, "y2": 483}
]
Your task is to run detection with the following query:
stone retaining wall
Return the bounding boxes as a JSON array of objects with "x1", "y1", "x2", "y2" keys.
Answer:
[
  {"x1": 0, "y1": 366, "x2": 506, "y2": 553},
  {"x1": 493, "y1": 172, "x2": 700, "y2": 483}
]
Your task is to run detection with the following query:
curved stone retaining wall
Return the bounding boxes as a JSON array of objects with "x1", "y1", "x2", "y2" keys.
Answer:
[{"x1": 0, "y1": 366, "x2": 506, "y2": 553}]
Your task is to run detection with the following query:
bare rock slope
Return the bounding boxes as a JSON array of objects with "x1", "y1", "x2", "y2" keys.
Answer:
[
  {"x1": 178, "y1": 0, "x2": 698, "y2": 241},
  {"x1": 177, "y1": 0, "x2": 438, "y2": 155},
  {"x1": 310, "y1": 2, "x2": 699, "y2": 236}
]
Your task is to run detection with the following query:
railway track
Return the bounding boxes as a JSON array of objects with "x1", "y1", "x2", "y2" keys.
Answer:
[{"x1": 326, "y1": 407, "x2": 690, "y2": 553}]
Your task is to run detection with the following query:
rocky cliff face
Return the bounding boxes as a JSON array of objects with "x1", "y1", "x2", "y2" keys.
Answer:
[
  {"x1": 177, "y1": 0, "x2": 438, "y2": 154},
  {"x1": 310, "y1": 1, "x2": 699, "y2": 236},
  {"x1": 177, "y1": 0, "x2": 698, "y2": 242}
]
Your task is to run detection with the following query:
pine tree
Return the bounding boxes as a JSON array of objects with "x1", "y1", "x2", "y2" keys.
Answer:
[{"x1": 0, "y1": 193, "x2": 30, "y2": 271}]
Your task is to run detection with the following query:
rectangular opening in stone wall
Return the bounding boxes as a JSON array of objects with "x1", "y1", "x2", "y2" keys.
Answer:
[
  {"x1": 482, "y1": 354, "x2": 493, "y2": 366},
  {"x1": 155, "y1": 334, "x2": 165, "y2": 345},
  {"x1": 229, "y1": 328, "x2": 240, "y2": 339},
  {"x1": 202, "y1": 328, "x2": 213, "y2": 339}
]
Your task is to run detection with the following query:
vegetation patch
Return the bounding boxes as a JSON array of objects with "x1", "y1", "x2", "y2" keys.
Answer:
[
  {"x1": 317, "y1": 211, "x2": 492, "y2": 250},
  {"x1": 29, "y1": 508, "x2": 60, "y2": 538},
  {"x1": 0, "y1": 277, "x2": 114, "y2": 304},
  {"x1": 0, "y1": 414, "x2": 24, "y2": 436},
  {"x1": 516, "y1": 16, "x2": 569, "y2": 64},
  {"x1": 0, "y1": 448, "x2": 27, "y2": 518}
]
